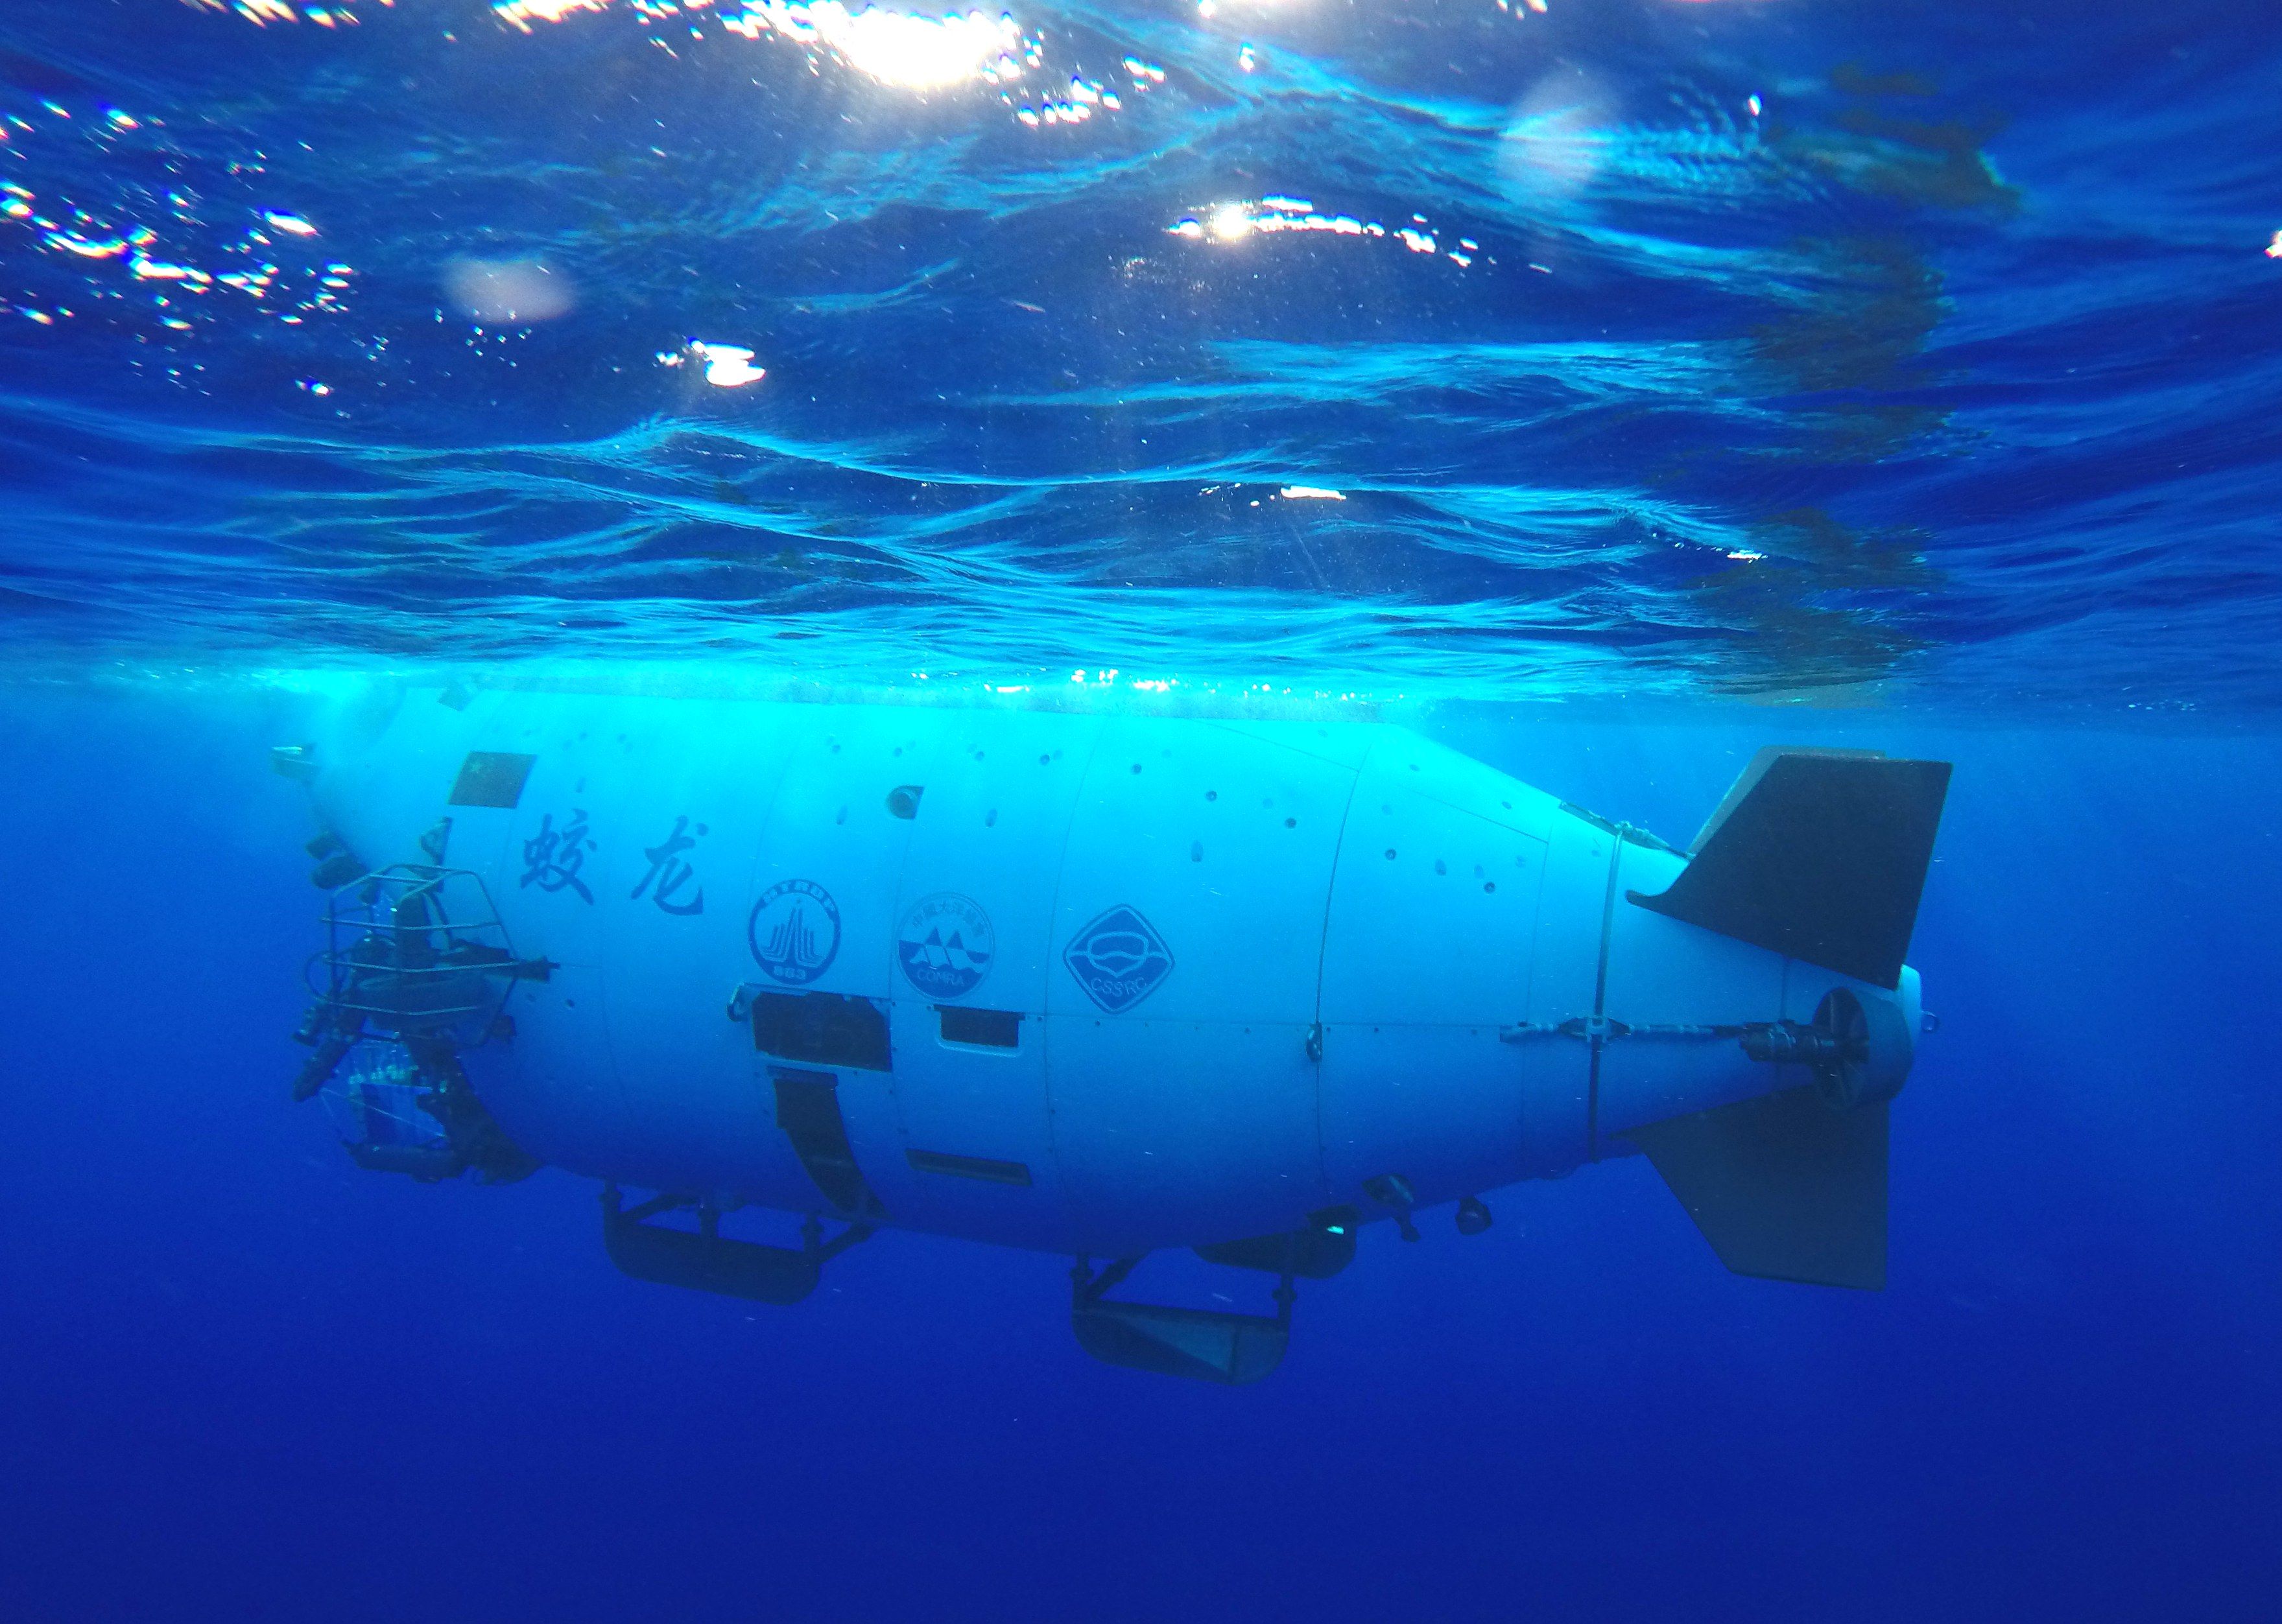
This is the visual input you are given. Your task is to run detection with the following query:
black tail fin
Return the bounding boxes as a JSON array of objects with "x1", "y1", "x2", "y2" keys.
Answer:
[
  {"x1": 1627, "y1": 747, "x2": 1950, "y2": 989},
  {"x1": 1626, "y1": 1087, "x2": 1888, "y2": 1289}
]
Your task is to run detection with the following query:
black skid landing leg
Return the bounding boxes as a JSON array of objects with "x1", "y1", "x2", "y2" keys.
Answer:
[
  {"x1": 1068, "y1": 1253, "x2": 1294, "y2": 1386},
  {"x1": 602, "y1": 1187, "x2": 872, "y2": 1306}
]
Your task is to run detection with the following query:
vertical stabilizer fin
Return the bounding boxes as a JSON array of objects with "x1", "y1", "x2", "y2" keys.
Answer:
[
  {"x1": 1628, "y1": 749, "x2": 1951, "y2": 989},
  {"x1": 1625, "y1": 1087, "x2": 1888, "y2": 1289}
]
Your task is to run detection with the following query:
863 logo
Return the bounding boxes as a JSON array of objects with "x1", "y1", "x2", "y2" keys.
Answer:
[{"x1": 748, "y1": 878, "x2": 840, "y2": 985}]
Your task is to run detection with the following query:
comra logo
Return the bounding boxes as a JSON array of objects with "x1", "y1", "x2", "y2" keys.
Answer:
[
  {"x1": 1063, "y1": 904, "x2": 1174, "y2": 1013},
  {"x1": 748, "y1": 878, "x2": 840, "y2": 985},
  {"x1": 897, "y1": 892, "x2": 995, "y2": 999}
]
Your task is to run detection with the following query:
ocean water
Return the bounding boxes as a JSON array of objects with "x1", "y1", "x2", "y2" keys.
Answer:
[{"x1": 2, "y1": 1, "x2": 2279, "y2": 1620}]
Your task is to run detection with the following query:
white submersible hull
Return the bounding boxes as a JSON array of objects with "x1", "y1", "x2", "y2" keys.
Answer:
[{"x1": 278, "y1": 687, "x2": 1949, "y2": 1384}]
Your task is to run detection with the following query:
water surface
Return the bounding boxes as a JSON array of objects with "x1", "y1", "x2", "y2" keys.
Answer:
[{"x1": 3, "y1": 0, "x2": 2277, "y2": 701}]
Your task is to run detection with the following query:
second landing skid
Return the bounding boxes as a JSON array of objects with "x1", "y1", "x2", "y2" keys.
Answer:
[
  {"x1": 1070, "y1": 1214, "x2": 1362, "y2": 1386},
  {"x1": 1071, "y1": 1256, "x2": 1296, "y2": 1387}
]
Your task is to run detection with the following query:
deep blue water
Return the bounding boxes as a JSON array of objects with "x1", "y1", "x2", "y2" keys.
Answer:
[
  {"x1": 3, "y1": 690, "x2": 2279, "y2": 1620},
  {"x1": 5, "y1": 0, "x2": 2282, "y2": 1618}
]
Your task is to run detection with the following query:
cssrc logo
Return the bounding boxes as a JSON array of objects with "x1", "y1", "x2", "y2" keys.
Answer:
[{"x1": 1062, "y1": 904, "x2": 1174, "y2": 1013}]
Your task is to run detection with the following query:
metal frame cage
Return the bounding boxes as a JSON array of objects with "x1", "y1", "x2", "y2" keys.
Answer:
[{"x1": 305, "y1": 863, "x2": 522, "y2": 1050}]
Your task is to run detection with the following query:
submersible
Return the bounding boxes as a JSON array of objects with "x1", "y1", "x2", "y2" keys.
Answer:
[{"x1": 277, "y1": 685, "x2": 1949, "y2": 1385}]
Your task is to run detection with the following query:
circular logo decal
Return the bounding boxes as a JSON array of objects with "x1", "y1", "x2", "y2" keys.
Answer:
[
  {"x1": 897, "y1": 892, "x2": 996, "y2": 999},
  {"x1": 747, "y1": 878, "x2": 840, "y2": 985}
]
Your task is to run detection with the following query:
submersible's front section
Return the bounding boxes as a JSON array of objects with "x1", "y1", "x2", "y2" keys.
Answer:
[{"x1": 276, "y1": 686, "x2": 1949, "y2": 1383}]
